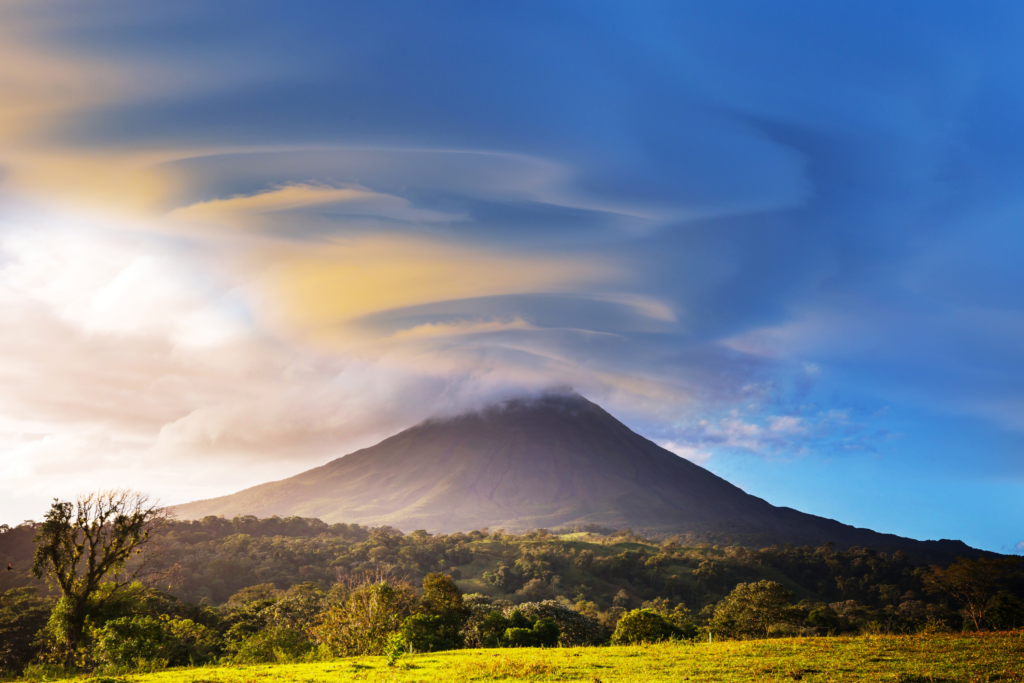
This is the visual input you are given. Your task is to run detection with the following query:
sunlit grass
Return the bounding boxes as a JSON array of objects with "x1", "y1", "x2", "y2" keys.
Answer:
[{"x1": 47, "y1": 632, "x2": 1023, "y2": 683}]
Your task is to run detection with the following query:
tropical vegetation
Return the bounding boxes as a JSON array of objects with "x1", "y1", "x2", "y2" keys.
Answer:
[{"x1": 1, "y1": 496, "x2": 1021, "y2": 679}]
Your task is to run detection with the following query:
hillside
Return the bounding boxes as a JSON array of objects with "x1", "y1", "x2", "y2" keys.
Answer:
[
  {"x1": 173, "y1": 392, "x2": 974, "y2": 557},
  {"x1": 8, "y1": 516, "x2": 1013, "y2": 630}
]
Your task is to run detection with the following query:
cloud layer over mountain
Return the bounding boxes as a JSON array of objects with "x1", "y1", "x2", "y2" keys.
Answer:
[{"x1": 1, "y1": 1, "x2": 1023, "y2": 551}]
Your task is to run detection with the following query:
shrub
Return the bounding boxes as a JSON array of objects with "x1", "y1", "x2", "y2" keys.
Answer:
[
  {"x1": 640, "y1": 598, "x2": 698, "y2": 640},
  {"x1": 162, "y1": 618, "x2": 220, "y2": 665},
  {"x1": 92, "y1": 615, "x2": 221, "y2": 670},
  {"x1": 502, "y1": 627, "x2": 536, "y2": 647},
  {"x1": 507, "y1": 600, "x2": 606, "y2": 646},
  {"x1": 530, "y1": 617, "x2": 559, "y2": 647},
  {"x1": 383, "y1": 633, "x2": 405, "y2": 666},
  {"x1": 467, "y1": 611, "x2": 511, "y2": 648},
  {"x1": 502, "y1": 617, "x2": 559, "y2": 648},
  {"x1": 226, "y1": 625, "x2": 313, "y2": 664},
  {"x1": 709, "y1": 581, "x2": 794, "y2": 639},
  {"x1": 92, "y1": 616, "x2": 166, "y2": 669},
  {"x1": 0, "y1": 588, "x2": 52, "y2": 675},
  {"x1": 311, "y1": 580, "x2": 416, "y2": 656},
  {"x1": 807, "y1": 605, "x2": 842, "y2": 634},
  {"x1": 611, "y1": 609, "x2": 680, "y2": 644},
  {"x1": 987, "y1": 591, "x2": 1024, "y2": 631},
  {"x1": 400, "y1": 614, "x2": 457, "y2": 652}
]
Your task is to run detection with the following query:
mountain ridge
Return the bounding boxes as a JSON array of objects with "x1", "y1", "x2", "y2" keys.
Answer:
[{"x1": 173, "y1": 391, "x2": 976, "y2": 560}]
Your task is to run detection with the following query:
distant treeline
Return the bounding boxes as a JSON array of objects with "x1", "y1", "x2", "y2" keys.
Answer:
[{"x1": 4, "y1": 515, "x2": 1023, "y2": 612}]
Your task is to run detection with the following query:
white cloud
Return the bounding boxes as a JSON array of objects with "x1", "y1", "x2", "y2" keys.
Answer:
[
  {"x1": 769, "y1": 415, "x2": 805, "y2": 434},
  {"x1": 659, "y1": 440, "x2": 712, "y2": 464},
  {"x1": 0, "y1": 212, "x2": 702, "y2": 522}
]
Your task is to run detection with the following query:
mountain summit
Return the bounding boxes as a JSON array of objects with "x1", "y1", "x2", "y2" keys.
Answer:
[{"x1": 174, "y1": 391, "x2": 972, "y2": 557}]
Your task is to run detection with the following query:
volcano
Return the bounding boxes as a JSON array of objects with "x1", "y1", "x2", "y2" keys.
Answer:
[{"x1": 174, "y1": 391, "x2": 973, "y2": 558}]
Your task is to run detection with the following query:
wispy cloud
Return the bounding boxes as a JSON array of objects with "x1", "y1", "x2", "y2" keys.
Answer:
[{"x1": 167, "y1": 183, "x2": 465, "y2": 229}]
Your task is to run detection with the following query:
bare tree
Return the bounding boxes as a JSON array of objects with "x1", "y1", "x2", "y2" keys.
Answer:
[
  {"x1": 922, "y1": 556, "x2": 1021, "y2": 631},
  {"x1": 31, "y1": 490, "x2": 170, "y2": 663}
]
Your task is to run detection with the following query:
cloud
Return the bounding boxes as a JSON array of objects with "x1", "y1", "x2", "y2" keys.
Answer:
[
  {"x1": 166, "y1": 183, "x2": 464, "y2": 230},
  {"x1": 659, "y1": 441, "x2": 712, "y2": 464},
  {"x1": 246, "y1": 235, "x2": 619, "y2": 344},
  {"x1": 2, "y1": 1, "x2": 1024, "y2": 550},
  {"x1": 0, "y1": 212, "x2": 698, "y2": 523},
  {"x1": 0, "y1": 13, "x2": 126, "y2": 145},
  {"x1": 769, "y1": 416, "x2": 805, "y2": 434},
  {"x1": 653, "y1": 407, "x2": 881, "y2": 460},
  {"x1": 389, "y1": 318, "x2": 536, "y2": 341}
]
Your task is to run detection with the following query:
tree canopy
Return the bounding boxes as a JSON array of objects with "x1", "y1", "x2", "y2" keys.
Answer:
[{"x1": 30, "y1": 490, "x2": 167, "y2": 662}]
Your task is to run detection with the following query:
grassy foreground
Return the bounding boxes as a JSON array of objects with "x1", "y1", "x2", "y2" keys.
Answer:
[{"x1": 90, "y1": 633, "x2": 1023, "y2": 683}]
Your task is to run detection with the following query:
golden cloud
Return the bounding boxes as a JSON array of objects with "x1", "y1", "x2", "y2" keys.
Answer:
[{"x1": 246, "y1": 236, "x2": 620, "y2": 347}]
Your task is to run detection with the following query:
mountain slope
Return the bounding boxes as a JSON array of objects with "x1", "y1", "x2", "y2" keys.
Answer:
[{"x1": 173, "y1": 392, "x2": 974, "y2": 558}]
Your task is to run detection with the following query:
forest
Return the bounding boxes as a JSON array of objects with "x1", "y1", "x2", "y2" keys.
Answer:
[{"x1": 2, "y1": 505, "x2": 1022, "y2": 677}]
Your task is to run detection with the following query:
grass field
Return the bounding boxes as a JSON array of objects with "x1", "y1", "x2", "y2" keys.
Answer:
[{"x1": 76, "y1": 633, "x2": 1023, "y2": 683}]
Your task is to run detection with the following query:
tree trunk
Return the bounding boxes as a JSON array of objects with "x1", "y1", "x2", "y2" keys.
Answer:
[
  {"x1": 59, "y1": 596, "x2": 89, "y2": 668},
  {"x1": 970, "y1": 605, "x2": 983, "y2": 632}
]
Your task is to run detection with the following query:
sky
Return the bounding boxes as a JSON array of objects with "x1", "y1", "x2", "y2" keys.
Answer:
[{"x1": 0, "y1": 1, "x2": 1021, "y2": 553}]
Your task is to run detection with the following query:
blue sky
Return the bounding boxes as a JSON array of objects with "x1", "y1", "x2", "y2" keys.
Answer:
[{"x1": 0, "y1": 1, "x2": 1021, "y2": 553}]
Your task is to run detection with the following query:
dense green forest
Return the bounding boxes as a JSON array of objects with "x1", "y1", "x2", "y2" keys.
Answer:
[{"x1": 2, "y1": 514, "x2": 1022, "y2": 677}]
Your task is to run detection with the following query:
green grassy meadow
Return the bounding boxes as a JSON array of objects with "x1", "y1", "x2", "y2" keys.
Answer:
[{"x1": 73, "y1": 633, "x2": 1023, "y2": 683}]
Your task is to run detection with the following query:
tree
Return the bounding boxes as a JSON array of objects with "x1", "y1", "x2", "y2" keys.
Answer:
[
  {"x1": 31, "y1": 490, "x2": 168, "y2": 663},
  {"x1": 513, "y1": 600, "x2": 606, "y2": 646},
  {"x1": 922, "y1": 556, "x2": 1021, "y2": 631},
  {"x1": 418, "y1": 573, "x2": 468, "y2": 647},
  {"x1": 499, "y1": 610, "x2": 559, "y2": 648},
  {"x1": 692, "y1": 560, "x2": 722, "y2": 591},
  {"x1": 311, "y1": 579, "x2": 416, "y2": 656},
  {"x1": 575, "y1": 550, "x2": 595, "y2": 571},
  {"x1": 709, "y1": 580, "x2": 793, "y2": 639},
  {"x1": 610, "y1": 609, "x2": 681, "y2": 644}
]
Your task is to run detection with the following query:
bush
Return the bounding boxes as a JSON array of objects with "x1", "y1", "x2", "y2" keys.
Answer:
[
  {"x1": 92, "y1": 616, "x2": 167, "y2": 669},
  {"x1": 987, "y1": 592, "x2": 1024, "y2": 631},
  {"x1": 611, "y1": 609, "x2": 681, "y2": 644},
  {"x1": 0, "y1": 588, "x2": 52, "y2": 675},
  {"x1": 807, "y1": 605, "x2": 843, "y2": 634},
  {"x1": 400, "y1": 614, "x2": 457, "y2": 652},
  {"x1": 709, "y1": 581, "x2": 794, "y2": 639},
  {"x1": 507, "y1": 600, "x2": 606, "y2": 646},
  {"x1": 20, "y1": 662, "x2": 78, "y2": 681},
  {"x1": 383, "y1": 633, "x2": 405, "y2": 666},
  {"x1": 530, "y1": 618, "x2": 559, "y2": 647},
  {"x1": 227, "y1": 625, "x2": 313, "y2": 664},
  {"x1": 502, "y1": 627, "x2": 535, "y2": 647},
  {"x1": 501, "y1": 616, "x2": 559, "y2": 648},
  {"x1": 640, "y1": 599, "x2": 698, "y2": 640},
  {"x1": 311, "y1": 580, "x2": 416, "y2": 656},
  {"x1": 92, "y1": 615, "x2": 221, "y2": 670},
  {"x1": 162, "y1": 618, "x2": 220, "y2": 665},
  {"x1": 466, "y1": 610, "x2": 511, "y2": 648}
]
